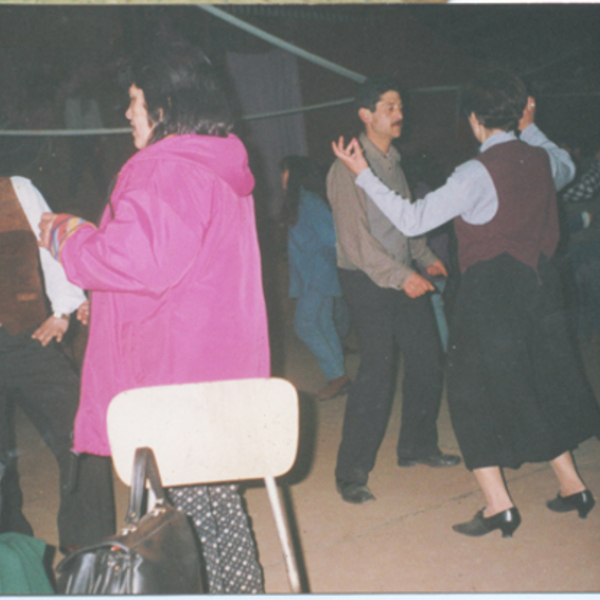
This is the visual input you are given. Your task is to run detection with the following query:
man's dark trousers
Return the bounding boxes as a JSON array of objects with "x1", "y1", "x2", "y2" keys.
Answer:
[
  {"x1": 335, "y1": 268, "x2": 444, "y2": 485},
  {"x1": 0, "y1": 326, "x2": 115, "y2": 547}
]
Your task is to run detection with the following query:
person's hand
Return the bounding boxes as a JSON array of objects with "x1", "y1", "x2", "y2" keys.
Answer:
[
  {"x1": 331, "y1": 136, "x2": 369, "y2": 176},
  {"x1": 38, "y1": 212, "x2": 57, "y2": 250},
  {"x1": 31, "y1": 314, "x2": 69, "y2": 347},
  {"x1": 76, "y1": 300, "x2": 90, "y2": 325},
  {"x1": 518, "y1": 96, "x2": 536, "y2": 132},
  {"x1": 426, "y1": 259, "x2": 448, "y2": 278},
  {"x1": 402, "y1": 273, "x2": 435, "y2": 299}
]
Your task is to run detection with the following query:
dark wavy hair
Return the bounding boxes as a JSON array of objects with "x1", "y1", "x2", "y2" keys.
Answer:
[
  {"x1": 460, "y1": 69, "x2": 528, "y2": 132},
  {"x1": 279, "y1": 156, "x2": 328, "y2": 227},
  {"x1": 119, "y1": 41, "x2": 233, "y2": 143},
  {"x1": 354, "y1": 76, "x2": 402, "y2": 113}
]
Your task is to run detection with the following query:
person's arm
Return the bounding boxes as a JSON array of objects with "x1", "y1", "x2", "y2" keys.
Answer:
[
  {"x1": 409, "y1": 234, "x2": 448, "y2": 278},
  {"x1": 520, "y1": 124, "x2": 576, "y2": 192},
  {"x1": 302, "y1": 191, "x2": 337, "y2": 249},
  {"x1": 561, "y1": 158, "x2": 600, "y2": 203},
  {"x1": 31, "y1": 297, "x2": 89, "y2": 346},
  {"x1": 13, "y1": 177, "x2": 87, "y2": 314},
  {"x1": 353, "y1": 163, "x2": 494, "y2": 238},
  {"x1": 10, "y1": 177, "x2": 87, "y2": 346},
  {"x1": 39, "y1": 242, "x2": 89, "y2": 313},
  {"x1": 327, "y1": 160, "x2": 418, "y2": 290},
  {"x1": 39, "y1": 167, "x2": 201, "y2": 296},
  {"x1": 518, "y1": 97, "x2": 575, "y2": 192},
  {"x1": 31, "y1": 312, "x2": 69, "y2": 347},
  {"x1": 76, "y1": 299, "x2": 90, "y2": 325},
  {"x1": 331, "y1": 137, "x2": 496, "y2": 238},
  {"x1": 408, "y1": 236, "x2": 440, "y2": 271}
]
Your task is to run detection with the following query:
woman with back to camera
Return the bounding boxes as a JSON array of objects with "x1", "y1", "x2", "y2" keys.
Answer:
[
  {"x1": 280, "y1": 155, "x2": 350, "y2": 401},
  {"x1": 332, "y1": 69, "x2": 600, "y2": 538},
  {"x1": 40, "y1": 42, "x2": 268, "y2": 591}
]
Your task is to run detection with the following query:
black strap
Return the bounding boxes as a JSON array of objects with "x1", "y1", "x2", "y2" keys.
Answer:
[{"x1": 125, "y1": 447, "x2": 167, "y2": 524}]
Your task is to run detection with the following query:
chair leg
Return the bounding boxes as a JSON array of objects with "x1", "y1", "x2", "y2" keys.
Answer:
[{"x1": 264, "y1": 477, "x2": 301, "y2": 593}]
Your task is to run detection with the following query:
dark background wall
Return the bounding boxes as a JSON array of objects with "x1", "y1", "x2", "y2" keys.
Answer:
[{"x1": 2, "y1": 3, "x2": 600, "y2": 217}]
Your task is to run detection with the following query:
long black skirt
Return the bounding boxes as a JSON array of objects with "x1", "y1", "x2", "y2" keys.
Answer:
[{"x1": 447, "y1": 253, "x2": 600, "y2": 471}]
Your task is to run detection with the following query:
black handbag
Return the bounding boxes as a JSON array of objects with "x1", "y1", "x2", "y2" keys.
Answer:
[{"x1": 56, "y1": 447, "x2": 204, "y2": 594}]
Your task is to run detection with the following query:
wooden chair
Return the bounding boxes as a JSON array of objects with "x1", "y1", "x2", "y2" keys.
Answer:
[{"x1": 106, "y1": 378, "x2": 301, "y2": 593}]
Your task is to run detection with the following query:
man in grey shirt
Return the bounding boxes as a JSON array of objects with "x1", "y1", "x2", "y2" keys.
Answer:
[{"x1": 327, "y1": 76, "x2": 460, "y2": 504}]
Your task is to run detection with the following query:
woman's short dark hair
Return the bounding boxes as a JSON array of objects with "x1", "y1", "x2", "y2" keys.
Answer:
[
  {"x1": 460, "y1": 69, "x2": 528, "y2": 132},
  {"x1": 354, "y1": 76, "x2": 402, "y2": 113},
  {"x1": 279, "y1": 156, "x2": 328, "y2": 227},
  {"x1": 121, "y1": 41, "x2": 233, "y2": 143}
]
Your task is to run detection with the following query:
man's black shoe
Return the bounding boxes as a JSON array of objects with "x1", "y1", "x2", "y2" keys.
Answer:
[
  {"x1": 336, "y1": 479, "x2": 375, "y2": 504},
  {"x1": 397, "y1": 453, "x2": 462, "y2": 468}
]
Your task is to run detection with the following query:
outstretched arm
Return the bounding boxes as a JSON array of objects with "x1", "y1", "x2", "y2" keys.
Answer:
[
  {"x1": 9, "y1": 177, "x2": 86, "y2": 316},
  {"x1": 39, "y1": 197, "x2": 199, "y2": 296},
  {"x1": 327, "y1": 158, "x2": 422, "y2": 291},
  {"x1": 562, "y1": 157, "x2": 600, "y2": 203},
  {"x1": 519, "y1": 96, "x2": 575, "y2": 191},
  {"x1": 350, "y1": 161, "x2": 493, "y2": 238}
]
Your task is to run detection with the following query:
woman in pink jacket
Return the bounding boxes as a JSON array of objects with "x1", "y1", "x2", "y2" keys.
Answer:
[{"x1": 40, "y1": 42, "x2": 269, "y2": 593}]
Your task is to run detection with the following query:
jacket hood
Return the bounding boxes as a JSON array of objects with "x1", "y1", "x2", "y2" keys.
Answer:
[{"x1": 134, "y1": 133, "x2": 255, "y2": 198}]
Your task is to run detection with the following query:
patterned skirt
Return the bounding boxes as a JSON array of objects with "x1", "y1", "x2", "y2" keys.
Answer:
[{"x1": 167, "y1": 484, "x2": 263, "y2": 594}]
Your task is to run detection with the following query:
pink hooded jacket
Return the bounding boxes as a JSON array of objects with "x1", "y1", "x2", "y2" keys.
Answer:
[{"x1": 60, "y1": 134, "x2": 270, "y2": 455}]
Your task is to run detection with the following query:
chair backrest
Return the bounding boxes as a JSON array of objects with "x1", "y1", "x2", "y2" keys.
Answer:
[{"x1": 107, "y1": 378, "x2": 299, "y2": 487}]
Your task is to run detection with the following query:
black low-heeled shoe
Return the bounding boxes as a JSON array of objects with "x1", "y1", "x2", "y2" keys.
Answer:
[
  {"x1": 546, "y1": 490, "x2": 595, "y2": 519},
  {"x1": 453, "y1": 507, "x2": 521, "y2": 538}
]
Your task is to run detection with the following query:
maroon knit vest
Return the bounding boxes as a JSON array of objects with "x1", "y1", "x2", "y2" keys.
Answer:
[{"x1": 454, "y1": 139, "x2": 559, "y2": 274}]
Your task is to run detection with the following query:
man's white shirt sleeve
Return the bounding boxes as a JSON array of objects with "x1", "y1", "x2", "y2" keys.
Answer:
[{"x1": 10, "y1": 176, "x2": 86, "y2": 315}]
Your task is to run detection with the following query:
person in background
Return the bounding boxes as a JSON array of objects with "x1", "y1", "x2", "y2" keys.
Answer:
[
  {"x1": 561, "y1": 141, "x2": 600, "y2": 204},
  {"x1": 280, "y1": 155, "x2": 351, "y2": 401},
  {"x1": 40, "y1": 42, "x2": 269, "y2": 592},
  {"x1": 557, "y1": 138, "x2": 600, "y2": 342},
  {"x1": 332, "y1": 68, "x2": 600, "y2": 537},
  {"x1": 0, "y1": 176, "x2": 114, "y2": 553}
]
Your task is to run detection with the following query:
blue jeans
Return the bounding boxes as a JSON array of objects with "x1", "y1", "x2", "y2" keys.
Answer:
[{"x1": 294, "y1": 289, "x2": 346, "y2": 381}]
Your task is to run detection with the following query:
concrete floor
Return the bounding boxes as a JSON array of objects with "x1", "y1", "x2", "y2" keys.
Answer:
[{"x1": 14, "y1": 292, "x2": 600, "y2": 594}]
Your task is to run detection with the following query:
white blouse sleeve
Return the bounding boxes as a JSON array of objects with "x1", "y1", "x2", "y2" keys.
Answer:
[
  {"x1": 10, "y1": 177, "x2": 87, "y2": 315},
  {"x1": 355, "y1": 159, "x2": 498, "y2": 237}
]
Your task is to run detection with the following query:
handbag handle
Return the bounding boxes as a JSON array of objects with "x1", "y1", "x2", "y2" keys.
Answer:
[{"x1": 125, "y1": 447, "x2": 168, "y2": 524}]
